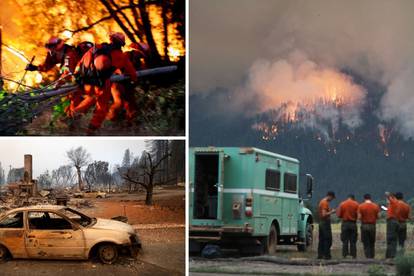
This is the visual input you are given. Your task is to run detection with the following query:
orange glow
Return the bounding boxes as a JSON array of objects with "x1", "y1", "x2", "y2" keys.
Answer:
[{"x1": 1, "y1": 1, "x2": 185, "y2": 90}]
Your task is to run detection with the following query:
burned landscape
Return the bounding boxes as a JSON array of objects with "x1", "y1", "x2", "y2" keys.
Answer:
[{"x1": 0, "y1": 140, "x2": 185, "y2": 275}]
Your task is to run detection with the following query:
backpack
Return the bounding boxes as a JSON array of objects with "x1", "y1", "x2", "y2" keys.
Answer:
[{"x1": 77, "y1": 43, "x2": 115, "y2": 87}]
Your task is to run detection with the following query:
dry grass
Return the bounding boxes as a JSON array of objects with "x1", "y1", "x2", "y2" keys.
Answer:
[{"x1": 273, "y1": 222, "x2": 414, "y2": 260}]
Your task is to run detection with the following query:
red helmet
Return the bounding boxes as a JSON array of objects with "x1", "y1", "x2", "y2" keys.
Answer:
[
  {"x1": 94, "y1": 55, "x2": 112, "y2": 71},
  {"x1": 109, "y1": 32, "x2": 126, "y2": 46},
  {"x1": 45, "y1": 37, "x2": 63, "y2": 49},
  {"x1": 129, "y1": 42, "x2": 150, "y2": 57}
]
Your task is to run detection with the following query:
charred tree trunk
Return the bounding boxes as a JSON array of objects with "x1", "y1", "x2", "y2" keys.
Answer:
[
  {"x1": 145, "y1": 174, "x2": 154, "y2": 205},
  {"x1": 162, "y1": 0, "x2": 169, "y2": 61},
  {"x1": 98, "y1": 0, "x2": 138, "y2": 43},
  {"x1": 138, "y1": 0, "x2": 162, "y2": 64},
  {"x1": 0, "y1": 26, "x2": 3, "y2": 91},
  {"x1": 129, "y1": 181, "x2": 133, "y2": 193},
  {"x1": 76, "y1": 166, "x2": 83, "y2": 191}
]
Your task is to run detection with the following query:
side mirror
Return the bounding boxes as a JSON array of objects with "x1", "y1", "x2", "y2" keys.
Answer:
[{"x1": 306, "y1": 174, "x2": 313, "y2": 198}]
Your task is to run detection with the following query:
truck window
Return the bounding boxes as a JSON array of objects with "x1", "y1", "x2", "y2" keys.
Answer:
[
  {"x1": 265, "y1": 169, "x2": 280, "y2": 191},
  {"x1": 284, "y1": 173, "x2": 297, "y2": 193}
]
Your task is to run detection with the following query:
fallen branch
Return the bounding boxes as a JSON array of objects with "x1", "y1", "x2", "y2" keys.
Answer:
[{"x1": 202, "y1": 255, "x2": 396, "y2": 266}]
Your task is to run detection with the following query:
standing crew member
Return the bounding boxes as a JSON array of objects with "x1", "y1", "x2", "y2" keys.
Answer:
[
  {"x1": 395, "y1": 192, "x2": 411, "y2": 254},
  {"x1": 358, "y1": 194, "x2": 380, "y2": 258},
  {"x1": 385, "y1": 192, "x2": 400, "y2": 259},
  {"x1": 318, "y1": 191, "x2": 336, "y2": 260},
  {"x1": 337, "y1": 194, "x2": 359, "y2": 258}
]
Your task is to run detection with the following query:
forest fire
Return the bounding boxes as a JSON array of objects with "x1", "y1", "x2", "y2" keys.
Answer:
[
  {"x1": 378, "y1": 124, "x2": 393, "y2": 157},
  {"x1": 0, "y1": 0, "x2": 185, "y2": 136},
  {"x1": 0, "y1": 0, "x2": 185, "y2": 90}
]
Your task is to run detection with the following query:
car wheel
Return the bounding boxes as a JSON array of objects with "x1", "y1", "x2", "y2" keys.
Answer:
[
  {"x1": 264, "y1": 224, "x2": 277, "y2": 254},
  {"x1": 0, "y1": 245, "x2": 9, "y2": 262},
  {"x1": 298, "y1": 222, "x2": 313, "y2": 252},
  {"x1": 98, "y1": 244, "x2": 118, "y2": 264}
]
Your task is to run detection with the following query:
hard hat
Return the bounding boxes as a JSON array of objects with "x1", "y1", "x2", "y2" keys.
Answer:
[
  {"x1": 129, "y1": 42, "x2": 150, "y2": 57},
  {"x1": 93, "y1": 54, "x2": 112, "y2": 71},
  {"x1": 109, "y1": 32, "x2": 126, "y2": 46},
  {"x1": 45, "y1": 37, "x2": 63, "y2": 49}
]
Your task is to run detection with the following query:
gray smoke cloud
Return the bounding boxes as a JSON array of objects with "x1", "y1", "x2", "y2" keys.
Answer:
[{"x1": 190, "y1": 0, "x2": 414, "y2": 138}]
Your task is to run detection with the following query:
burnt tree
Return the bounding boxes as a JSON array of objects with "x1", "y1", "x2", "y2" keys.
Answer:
[{"x1": 120, "y1": 150, "x2": 170, "y2": 205}]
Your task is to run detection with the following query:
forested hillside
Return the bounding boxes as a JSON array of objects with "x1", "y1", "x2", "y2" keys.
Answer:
[{"x1": 190, "y1": 83, "x2": 414, "y2": 204}]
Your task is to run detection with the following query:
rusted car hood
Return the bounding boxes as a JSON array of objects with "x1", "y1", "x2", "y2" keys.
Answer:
[{"x1": 91, "y1": 218, "x2": 135, "y2": 234}]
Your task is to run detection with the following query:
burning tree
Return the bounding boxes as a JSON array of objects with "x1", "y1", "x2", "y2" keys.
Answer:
[
  {"x1": 0, "y1": 0, "x2": 185, "y2": 90},
  {"x1": 0, "y1": 0, "x2": 185, "y2": 136}
]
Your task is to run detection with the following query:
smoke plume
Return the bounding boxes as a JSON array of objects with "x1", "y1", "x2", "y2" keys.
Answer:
[{"x1": 191, "y1": 0, "x2": 414, "y2": 139}]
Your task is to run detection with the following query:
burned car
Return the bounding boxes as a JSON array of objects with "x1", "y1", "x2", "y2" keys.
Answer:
[
  {"x1": 0, "y1": 205, "x2": 141, "y2": 264},
  {"x1": 73, "y1": 191, "x2": 107, "y2": 199}
]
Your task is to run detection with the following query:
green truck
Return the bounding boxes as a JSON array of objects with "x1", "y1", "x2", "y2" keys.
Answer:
[{"x1": 189, "y1": 147, "x2": 314, "y2": 254}]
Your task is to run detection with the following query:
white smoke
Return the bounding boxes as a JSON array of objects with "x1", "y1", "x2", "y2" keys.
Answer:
[{"x1": 236, "y1": 51, "x2": 366, "y2": 139}]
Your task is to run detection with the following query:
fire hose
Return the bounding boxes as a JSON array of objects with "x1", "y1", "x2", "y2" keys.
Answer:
[
  {"x1": 15, "y1": 65, "x2": 178, "y2": 102},
  {"x1": 0, "y1": 65, "x2": 178, "y2": 134}
]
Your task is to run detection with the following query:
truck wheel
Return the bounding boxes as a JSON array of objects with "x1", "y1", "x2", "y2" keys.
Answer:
[
  {"x1": 265, "y1": 224, "x2": 277, "y2": 254},
  {"x1": 98, "y1": 243, "x2": 119, "y2": 264},
  {"x1": 298, "y1": 222, "x2": 313, "y2": 252},
  {"x1": 0, "y1": 245, "x2": 9, "y2": 262}
]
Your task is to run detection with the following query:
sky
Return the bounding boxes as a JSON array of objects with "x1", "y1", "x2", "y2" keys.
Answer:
[
  {"x1": 0, "y1": 139, "x2": 148, "y2": 178},
  {"x1": 190, "y1": 0, "x2": 414, "y2": 138}
]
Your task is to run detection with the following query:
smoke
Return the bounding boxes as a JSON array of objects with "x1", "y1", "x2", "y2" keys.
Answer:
[
  {"x1": 191, "y1": 0, "x2": 414, "y2": 139},
  {"x1": 234, "y1": 51, "x2": 366, "y2": 139}
]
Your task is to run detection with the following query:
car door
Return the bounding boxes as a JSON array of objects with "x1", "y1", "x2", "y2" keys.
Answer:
[
  {"x1": 25, "y1": 211, "x2": 86, "y2": 259},
  {"x1": 0, "y1": 211, "x2": 27, "y2": 258}
]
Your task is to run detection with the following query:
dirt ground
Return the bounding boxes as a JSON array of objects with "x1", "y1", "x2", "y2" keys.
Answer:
[
  {"x1": 190, "y1": 222, "x2": 414, "y2": 275},
  {"x1": 0, "y1": 187, "x2": 185, "y2": 276}
]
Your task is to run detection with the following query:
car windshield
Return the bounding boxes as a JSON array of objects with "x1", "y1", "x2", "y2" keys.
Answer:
[{"x1": 61, "y1": 207, "x2": 95, "y2": 227}]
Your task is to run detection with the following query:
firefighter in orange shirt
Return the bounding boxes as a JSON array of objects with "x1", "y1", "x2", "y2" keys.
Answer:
[
  {"x1": 337, "y1": 194, "x2": 359, "y2": 258},
  {"x1": 317, "y1": 191, "x2": 336, "y2": 260},
  {"x1": 358, "y1": 194, "x2": 380, "y2": 258},
  {"x1": 395, "y1": 192, "x2": 411, "y2": 254},
  {"x1": 385, "y1": 192, "x2": 400, "y2": 258}
]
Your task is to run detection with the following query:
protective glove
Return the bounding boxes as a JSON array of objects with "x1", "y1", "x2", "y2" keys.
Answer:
[{"x1": 25, "y1": 64, "x2": 39, "y2": 71}]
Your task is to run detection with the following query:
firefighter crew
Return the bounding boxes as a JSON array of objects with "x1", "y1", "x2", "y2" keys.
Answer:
[
  {"x1": 395, "y1": 192, "x2": 411, "y2": 254},
  {"x1": 385, "y1": 192, "x2": 400, "y2": 259},
  {"x1": 72, "y1": 32, "x2": 137, "y2": 132},
  {"x1": 357, "y1": 194, "x2": 380, "y2": 258},
  {"x1": 337, "y1": 194, "x2": 359, "y2": 258},
  {"x1": 317, "y1": 191, "x2": 336, "y2": 260}
]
